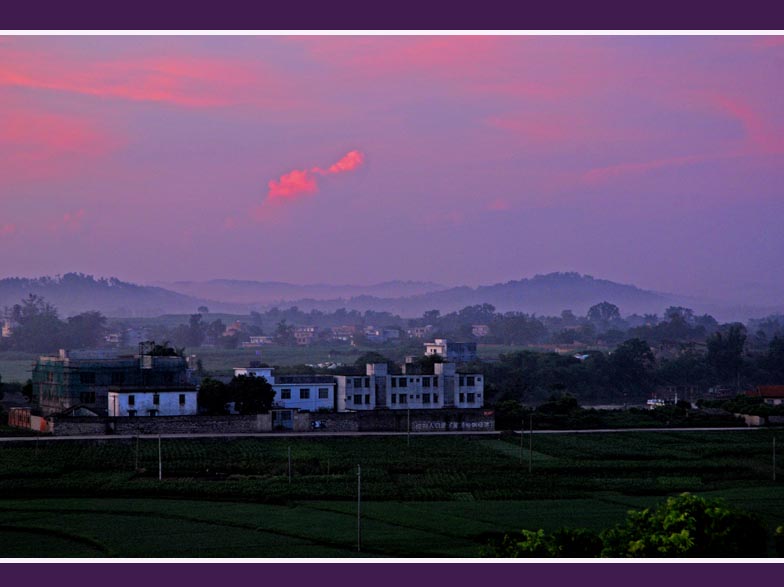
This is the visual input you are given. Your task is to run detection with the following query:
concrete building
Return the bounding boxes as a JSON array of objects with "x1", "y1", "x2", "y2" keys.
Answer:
[
  {"x1": 233, "y1": 365, "x2": 335, "y2": 412},
  {"x1": 471, "y1": 324, "x2": 490, "y2": 338},
  {"x1": 108, "y1": 388, "x2": 198, "y2": 417},
  {"x1": 406, "y1": 325, "x2": 434, "y2": 339},
  {"x1": 32, "y1": 347, "x2": 193, "y2": 416},
  {"x1": 294, "y1": 326, "x2": 318, "y2": 345},
  {"x1": 335, "y1": 362, "x2": 484, "y2": 412},
  {"x1": 424, "y1": 339, "x2": 477, "y2": 362}
]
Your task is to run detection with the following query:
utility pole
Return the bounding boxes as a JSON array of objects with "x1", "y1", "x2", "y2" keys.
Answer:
[
  {"x1": 357, "y1": 464, "x2": 362, "y2": 552},
  {"x1": 158, "y1": 435, "x2": 162, "y2": 481},
  {"x1": 528, "y1": 414, "x2": 533, "y2": 474},
  {"x1": 407, "y1": 407, "x2": 411, "y2": 447},
  {"x1": 288, "y1": 445, "x2": 292, "y2": 484},
  {"x1": 134, "y1": 436, "x2": 139, "y2": 471},
  {"x1": 519, "y1": 417, "x2": 524, "y2": 464}
]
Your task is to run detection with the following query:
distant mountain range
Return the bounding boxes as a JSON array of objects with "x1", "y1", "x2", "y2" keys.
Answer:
[
  {"x1": 0, "y1": 272, "x2": 780, "y2": 321},
  {"x1": 156, "y1": 279, "x2": 447, "y2": 305}
]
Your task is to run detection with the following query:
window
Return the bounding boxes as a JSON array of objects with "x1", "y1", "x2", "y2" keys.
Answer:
[
  {"x1": 477, "y1": 377, "x2": 482, "y2": 382},
  {"x1": 365, "y1": 394, "x2": 370, "y2": 404},
  {"x1": 111, "y1": 372, "x2": 125, "y2": 385},
  {"x1": 353, "y1": 378, "x2": 362, "y2": 388},
  {"x1": 423, "y1": 393, "x2": 431, "y2": 404},
  {"x1": 281, "y1": 388, "x2": 291, "y2": 399},
  {"x1": 79, "y1": 372, "x2": 96, "y2": 384},
  {"x1": 459, "y1": 393, "x2": 465, "y2": 403},
  {"x1": 147, "y1": 409, "x2": 158, "y2": 417},
  {"x1": 399, "y1": 394, "x2": 407, "y2": 404},
  {"x1": 127, "y1": 409, "x2": 137, "y2": 417},
  {"x1": 153, "y1": 394, "x2": 160, "y2": 406},
  {"x1": 422, "y1": 377, "x2": 430, "y2": 388},
  {"x1": 416, "y1": 394, "x2": 420, "y2": 399},
  {"x1": 434, "y1": 394, "x2": 439, "y2": 403},
  {"x1": 353, "y1": 395, "x2": 362, "y2": 405},
  {"x1": 459, "y1": 377, "x2": 465, "y2": 386},
  {"x1": 467, "y1": 393, "x2": 475, "y2": 403},
  {"x1": 399, "y1": 378, "x2": 407, "y2": 388},
  {"x1": 433, "y1": 376, "x2": 439, "y2": 387},
  {"x1": 179, "y1": 394, "x2": 186, "y2": 406},
  {"x1": 467, "y1": 376, "x2": 475, "y2": 386},
  {"x1": 391, "y1": 394, "x2": 397, "y2": 404},
  {"x1": 318, "y1": 388, "x2": 329, "y2": 399},
  {"x1": 364, "y1": 377, "x2": 370, "y2": 387},
  {"x1": 79, "y1": 391, "x2": 95, "y2": 404},
  {"x1": 299, "y1": 388, "x2": 310, "y2": 400},
  {"x1": 391, "y1": 378, "x2": 397, "y2": 388},
  {"x1": 128, "y1": 395, "x2": 135, "y2": 406}
]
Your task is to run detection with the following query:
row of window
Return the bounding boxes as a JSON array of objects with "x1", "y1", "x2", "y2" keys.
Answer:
[
  {"x1": 126, "y1": 394, "x2": 187, "y2": 406},
  {"x1": 459, "y1": 393, "x2": 480, "y2": 403},
  {"x1": 279, "y1": 388, "x2": 331, "y2": 400},
  {"x1": 390, "y1": 393, "x2": 439, "y2": 404}
]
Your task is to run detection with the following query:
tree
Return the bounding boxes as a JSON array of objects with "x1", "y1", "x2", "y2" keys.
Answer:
[
  {"x1": 229, "y1": 374, "x2": 275, "y2": 414},
  {"x1": 197, "y1": 306, "x2": 209, "y2": 314},
  {"x1": 587, "y1": 301, "x2": 621, "y2": 328},
  {"x1": 65, "y1": 311, "x2": 107, "y2": 348},
  {"x1": 601, "y1": 493, "x2": 768, "y2": 557},
  {"x1": 707, "y1": 324, "x2": 747, "y2": 384},
  {"x1": 198, "y1": 378, "x2": 231, "y2": 415},
  {"x1": 610, "y1": 338, "x2": 655, "y2": 398},
  {"x1": 274, "y1": 320, "x2": 296, "y2": 345}
]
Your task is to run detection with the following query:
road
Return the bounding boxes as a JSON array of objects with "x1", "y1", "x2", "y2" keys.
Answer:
[{"x1": 0, "y1": 426, "x2": 763, "y2": 442}]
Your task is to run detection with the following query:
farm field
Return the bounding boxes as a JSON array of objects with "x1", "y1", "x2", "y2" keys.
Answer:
[{"x1": 0, "y1": 431, "x2": 782, "y2": 557}]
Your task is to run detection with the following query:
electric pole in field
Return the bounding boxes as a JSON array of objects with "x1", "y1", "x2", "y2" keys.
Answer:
[
  {"x1": 158, "y1": 435, "x2": 162, "y2": 481},
  {"x1": 519, "y1": 417, "x2": 524, "y2": 464},
  {"x1": 288, "y1": 445, "x2": 292, "y2": 484},
  {"x1": 528, "y1": 414, "x2": 533, "y2": 474},
  {"x1": 407, "y1": 407, "x2": 411, "y2": 447},
  {"x1": 357, "y1": 464, "x2": 362, "y2": 552}
]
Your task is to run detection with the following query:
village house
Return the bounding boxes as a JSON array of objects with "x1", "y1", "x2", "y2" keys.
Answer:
[{"x1": 424, "y1": 339, "x2": 477, "y2": 362}]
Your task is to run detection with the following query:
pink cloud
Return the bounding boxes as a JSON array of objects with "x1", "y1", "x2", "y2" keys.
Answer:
[
  {"x1": 0, "y1": 223, "x2": 17, "y2": 238},
  {"x1": 0, "y1": 100, "x2": 119, "y2": 185},
  {"x1": 702, "y1": 93, "x2": 784, "y2": 155},
  {"x1": 0, "y1": 43, "x2": 291, "y2": 110},
  {"x1": 268, "y1": 169, "x2": 319, "y2": 199},
  {"x1": 327, "y1": 150, "x2": 365, "y2": 174},
  {"x1": 267, "y1": 150, "x2": 366, "y2": 202},
  {"x1": 582, "y1": 155, "x2": 706, "y2": 186}
]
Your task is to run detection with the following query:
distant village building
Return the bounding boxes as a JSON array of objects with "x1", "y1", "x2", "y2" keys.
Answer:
[
  {"x1": 1, "y1": 318, "x2": 16, "y2": 338},
  {"x1": 471, "y1": 324, "x2": 490, "y2": 338},
  {"x1": 747, "y1": 385, "x2": 784, "y2": 406},
  {"x1": 424, "y1": 339, "x2": 477, "y2": 362},
  {"x1": 406, "y1": 325, "x2": 434, "y2": 339},
  {"x1": 364, "y1": 326, "x2": 401, "y2": 344},
  {"x1": 32, "y1": 347, "x2": 194, "y2": 416},
  {"x1": 108, "y1": 388, "x2": 198, "y2": 417},
  {"x1": 330, "y1": 325, "x2": 357, "y2": 343},
  {"x1": 293, "y1": 326, "x2": 318, "y2": 346},
  {"x1": 223, "y1": 321, "x2": 245, "y2": 337},
  {"x1": 241, "y1": 335, "x2": 274, "y2": 348}
]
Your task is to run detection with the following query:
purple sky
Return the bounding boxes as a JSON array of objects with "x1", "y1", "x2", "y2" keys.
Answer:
[{"x1": 1, "y1": 35, "x2": 783, "y2": 304}]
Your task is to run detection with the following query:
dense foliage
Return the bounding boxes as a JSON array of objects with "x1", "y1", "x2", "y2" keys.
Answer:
[{"x1": 485, "y1": 493, "x2": 769, "y2": 557}]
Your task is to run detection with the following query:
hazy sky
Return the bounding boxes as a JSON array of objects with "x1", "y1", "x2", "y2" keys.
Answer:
[{"x1": 1, "y1": 35, "x2": 782, "y2": 303}]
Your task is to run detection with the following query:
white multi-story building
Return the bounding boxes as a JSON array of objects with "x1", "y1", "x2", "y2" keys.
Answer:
[
  {"x1": 108, "y1": 388, "x2": 198, "y2": 417},
  {"x1": 335, "y1": 362, "x2": 484, "y2": 411},
  {"x1": 233, "y1": 366, "x2": 335, "y2": 412}
]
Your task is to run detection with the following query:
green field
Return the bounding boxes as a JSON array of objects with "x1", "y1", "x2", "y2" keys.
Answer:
[{"x1": 0, "y1": 431, "x2": 782, "y2": 557}]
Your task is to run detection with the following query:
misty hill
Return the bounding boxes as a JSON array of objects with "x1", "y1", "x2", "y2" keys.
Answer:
[
  {"x1": 0, "y1": 274, "x2": 221, "y2": 317},
  {"x1": 266, "y1": 273, "x2": 686, "y2": 318},
  {"x1": 157, "y1": 279, "x2": 447, "y2": 305}
]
